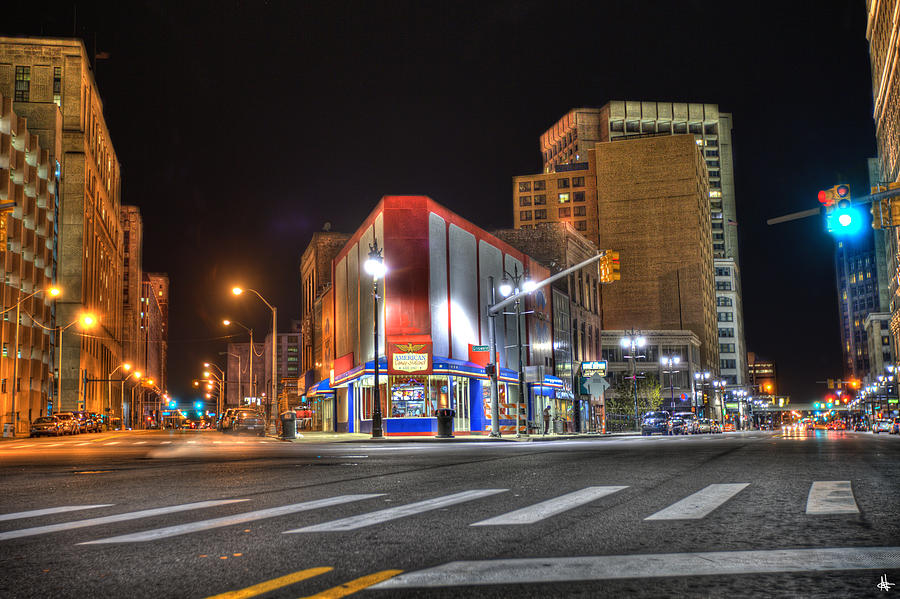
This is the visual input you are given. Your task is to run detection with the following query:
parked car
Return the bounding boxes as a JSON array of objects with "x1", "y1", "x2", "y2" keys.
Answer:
[
  {"x1": 641, "y1": 411, "x2": 671, "y2": 436},
  {"x1": 30, "y1": 416, "x2": 64, "y2": 437},
  {"x1": 853, "y1": 422, "x2": 868, "y2": 432},
  {"x1": 873, "y1": 419, "x2": 893, "y2": 434},
  {"x1": 222, "y1": 408, "x2": 266, "y2": 436},
  {"x1": 52, "y1": 412, "x2": 80, "y2": 435}
]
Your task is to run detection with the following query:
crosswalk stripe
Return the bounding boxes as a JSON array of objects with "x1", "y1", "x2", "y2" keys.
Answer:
[
  {"x1": 370, "y1": 546, "x2": 900, "y2": 588},
  {"x1": 806, "y1": 481, "x2": 859, "y2": 515},
  {"x1": 471, "y1": 486, "x2": 628, "y2": 526},
  {"x1": 80, "y1": 494, "x2": 384, "y2": 544},
  {"x1": 284, "y1": 489, "x2": 508, "y2": 533},
  {"x1": 0, "y1": 499, "x2": 248, "y2": 541},
  {"x1": 0, "y1": 504, "x2": 114, "y2": 522},
  {"x1": 204, "y1": 567, "x2": 333, "y2": 599},
  {"x1": 644, "y1": 484, "x2": 749, "y2": 520}
]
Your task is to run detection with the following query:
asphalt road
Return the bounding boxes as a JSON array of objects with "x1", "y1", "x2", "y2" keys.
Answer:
[{"x1": 0, "y1": 429, "x2": 898, "y2": 598}]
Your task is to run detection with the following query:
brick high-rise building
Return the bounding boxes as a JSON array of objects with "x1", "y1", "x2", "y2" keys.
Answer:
[
  {"x1": 0, "y1": 91, "x2": 61, "y2": 433},
  {"x1": 146, "y1": 273, "x2": 168, "y2": 391},
  {"x1": 120, "y1": 206, "x2": 143, "y2": 414},
  {"x1": 0, "y1": 38, "x2": 124, "y2": 413}
]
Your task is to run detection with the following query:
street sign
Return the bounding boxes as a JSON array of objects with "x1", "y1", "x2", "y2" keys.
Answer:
[
  {"x1": 581, "y1": 360, "x2": 608, "y2": 377},
  {"x1": 471, "y1": 345, "x2": 490, "y2": 352}
]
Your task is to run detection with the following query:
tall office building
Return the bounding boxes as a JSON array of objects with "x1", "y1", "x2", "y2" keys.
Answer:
[
  {"x1": 0, "y1": 91, "x2": 61, "y2": 433},
  {"x1": 145, "y1": 273, "x2": 168, "y2": 391},
  {"x1": 0, "y1": 38, "x2": 124, "y2": 413},
  {"x1": 120, "y1": 206, "x2": 143, "y2": 415},
  {"x1": 536, "y1": 101, "x2": 746, "y2": 384},
  {"x1": 866, "y1": 1, "x2": 900, "y2": 352}
]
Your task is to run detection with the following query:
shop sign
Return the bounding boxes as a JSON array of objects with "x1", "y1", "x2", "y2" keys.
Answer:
[
  {"x1": 581, "y1": 360, "x2": 607, "y2": 377},
  {"x1": 889, "y1": 398, "x2": 899, "y2": 404},
  {"x1": 388, "y1": 339, "x2": 432, "y2": 374},
  {"x1": 725, "y1": 402, "x2": 739, "y2": 409}
]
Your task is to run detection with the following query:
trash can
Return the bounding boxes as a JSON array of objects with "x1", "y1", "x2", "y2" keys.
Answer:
[
  {"x1": 2, "y1": 423, "x2": 13, "y2": 438},
  {"x1": 435, "y1": 408, "x2": 455, "y2": 438},
  {"x1": 554, "y1": 418, "x2": 565, "y2": 434},
  {"x1": 280, "y1": 411, "x2": 297, "y2": 439}
]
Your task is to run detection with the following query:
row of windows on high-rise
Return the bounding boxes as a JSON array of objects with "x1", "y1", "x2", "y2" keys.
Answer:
[
  {"x1": 519, "y1": 191, "x2": 586, "y2": 207},
  {"x1": 610, "y1": 120, "x2": 718, "y2": 136},
  {"x1": 518, "y1": 176, "x2": 586, "y2": 193},
  {"x1": 14, "y1": 66, "x2": 62, "y2": 106}
]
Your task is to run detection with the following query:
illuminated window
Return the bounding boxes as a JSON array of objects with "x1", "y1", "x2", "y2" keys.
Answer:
[
  {"x1": 15, "y1": 66, "x2": 30, "y2": 101},
  {"x1": 518, "y1": 181, "x2": 531, "y2": 192},
  {"x1": 53, "y1": 67, "x2": 62, "y2": 106},
  {"x1": 558, "y1": 193, "x2": 570, "y2": 203},
  {"x1": 710, "y1": 190, "x2": 722, "y2": 198}
]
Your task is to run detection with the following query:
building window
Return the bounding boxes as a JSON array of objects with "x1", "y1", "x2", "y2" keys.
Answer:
[
  {"x1": 557, "y1": 178, "x2": 570, "y2": 189},
  {"x1": 533, "y1": 180, "x2": 546, "y2": 191},
  {"x1": 720, "y1": 343, "x2": 736, "y2": 354},
  {"x1": 705, "y1": 123, "x2": 718, "y2": 135},
  {"x1": 716, "y1": 296, "x2": 733, "y2": 307},
  {"x1": 519, "y1": 196, "x2": 531, "y2": 207},
  {"x1": 626, "y1": 121, "x2": 639, "y2": 132},
  {"x1": 712, "y1": 222, "x2": 724, "y2": 230},
  {"x1": 610, "y1": 120, "x2": 624, "y2": 132},
  {"x1": 713, "y1": 233, "x2": 724, "y2": 240},
  {"x1": 706, "y1": 150, "x2": 719, "y2": 158},
  {"x1": 518, "y1": 182, "x2": 531, "y2": 192},
  {"x1": 717, "y1": 311, "x2": 734, "y2": 322},
  {"x1": 15, "y1": 66, "x2": 30, "y2": 101},
  {"x1": 534, "y1": 209, "x2": 547, "y2": 220},
  {"x1": 713, "y1": 243, "x2": 725, "y2": 252},
  {"x1": 534, "y1": 194, "x2": 546, "y2": 205},
  {"x1": 572, "y1": 176, "x2": 585, "y2": 187},
  {"x1": 715, "y1": 267, "x2": 731, "y2": 277},
  {"x1": 720, "y1": 359, "x2": 736, "y2": 369},
  {"x1": 575, "y1": 220, "x2": 587, "y2": 231},
  {"x1": 558, "y1": 193, "x2": 570, "y2": 203},
  {"x1": 520, "y1": 211, "x2": 532, "y2": 221},
  {"x1": 53, "y1": 67, "x2": 62, "y2": 106},
  {"x1": 710, "y1": 180, "x2": 721, "y2": 189},
  {"x1": 574, "y1": 191, "x2": 585, "y2": 202},
  {"x1": 709, "y1": 190, "x2": 722, "y2": 198},
  {"x1": 709, "y1": 170, "x2": 720, "y2": 178},
  {"x1": 689, "y1": 123, "x2": 702, "y2": 134},
  {"x1": 574, "y1": 205, "x2": 586, "y2": 217},
  {"x1": 716, "y1": 281, "x2": 732, "y2": 291},
  {"x1": 559, "y1": 207, "x2": 571, "y2": 218},
  {"x1": 707, "y1": 138, "x2": 719, "y2": 147}
]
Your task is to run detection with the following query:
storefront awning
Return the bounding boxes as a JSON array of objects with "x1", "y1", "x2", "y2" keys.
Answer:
[{"x1": 308, "y1": 379, "x2": 335, "y2": 396}]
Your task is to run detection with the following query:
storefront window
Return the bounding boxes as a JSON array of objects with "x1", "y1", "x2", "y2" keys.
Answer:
[
  {"x1": 429, "y1": 375, "x2": 450, "y2": 410},
  {"x1": 390, "y1": 376, "x2": 428, "y2": 417}
]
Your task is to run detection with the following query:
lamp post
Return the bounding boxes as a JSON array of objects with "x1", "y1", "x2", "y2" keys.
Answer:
[
  {"x1": 121, "y1": 370, "x2": 141, "y2": 430},
  {"x1": 364, "y1": 238, "x2": 386, "y2": 438},
  {"x1": 203, "y1": 363, "x2": 225, "y2": 419},
  {"x1": 499, "y1": 264, "x2": 533, "y2": 437},
  {"x1": 50, "y1": 313, "x2": 98, "y2": 415},
  {"x1": 106, "y1": 362, "x2": 132, "y2": 430},
  {"x1": 660, "y1": 355, "x2": 680, "y2": 413},
  {"x1": 487, "y1": 275, "x2": 501, "y2": 438},
  {"x1": 620, "y1": 330, "x2": 646, "y2": 431},
  {"x1": 232, "y1": 288, "x2": 277, "y2": 434},
  {"x1": 3, "y1": 286, "x2": 60, "y2": 434},
  {"x1": 693, "y1": 371, "x2": 711, "y2": 418},
  {"x1": 223, "y1": 320, "x2": 254, "y2": 402},
  {"x1": 712, "y1": 379, "x2": 727, "y2": 427}
]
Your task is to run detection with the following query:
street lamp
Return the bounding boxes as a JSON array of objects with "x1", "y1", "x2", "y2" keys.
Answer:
[
  {"x1": 203, "y1": 363, "x2": 225, "y2": 418},
  {"x1": 106, "y1": 362, "x2": 132, "y2": 430},
  {"x1": 660, "y1": 355, "x2": 680, "y2": 413},
  {"x1": 123, "y1": 370, "x2": 141, "y2": 429},
  {"x1": 499, "y1": 264, "x2": 532, "y2": 437},
  {"x1": 53, "y1": 313, "x2": 98, "y2": 415},
  {"x1": 231, "y1": 287, "x2": 277, "y2": 434},
  {"x1": 620, "y1": 331, "x2": 646, "y2": 430},
  {"x1": 223, "y1": 319, "x2": 255, "y2": 401},
  {"x1": 364, "y1": 238, "x2": 386, "y2": 438},
  {"x1": 693, "y1": 371, "x2": 711, "y2": 418},
  {"x1": 2, "y1": 285, "x2": 60, "y2": 434}
]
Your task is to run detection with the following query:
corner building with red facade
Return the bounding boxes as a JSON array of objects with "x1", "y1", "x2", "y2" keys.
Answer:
[{"x1": 324, "y1": 196, "x2": 563, "y2": 435}]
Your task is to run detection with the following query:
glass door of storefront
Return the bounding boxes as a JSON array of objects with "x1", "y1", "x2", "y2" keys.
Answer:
[{"x1": 452, "y1": 376, "x2": 469, "y2": 432}]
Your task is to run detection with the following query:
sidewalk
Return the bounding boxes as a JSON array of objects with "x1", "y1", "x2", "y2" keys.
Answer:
[{"x1": 276, "y1": 430, "x2": 641, "y2": 443}]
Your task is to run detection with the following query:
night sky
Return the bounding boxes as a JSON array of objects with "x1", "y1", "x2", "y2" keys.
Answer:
[{"x1": 7, "y1": 1, "x2": 876, "y2": 404}]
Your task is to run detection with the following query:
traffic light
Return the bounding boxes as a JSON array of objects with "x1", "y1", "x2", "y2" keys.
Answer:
[
  {"x1": 600, "y1": 250, "x2": 620, "y2": 283},
  {"x1": 822, "y1": 184, "x2": 862, "y2": 236}
]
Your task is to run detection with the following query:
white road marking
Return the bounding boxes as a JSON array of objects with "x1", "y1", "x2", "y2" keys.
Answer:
[
  {"x1": 103, "y1": 442, "x2": 120, "y2": 446},
  {"x1": 42, "y1": 443, "x2": 62, "y2": 447},
  {"x1": 0, "y1": 505, "x2": 114, "y2": 522},
  {"x1": 134, "y1": 441, "x2": 147, "y2": 445},
  {"x1": 80, "y1": 494, "x2": 383, "y2": 544},
  {"x1": 372, "y1": 546, "x2": 900, "y2": 588},
  {"x1": 0, "y1": 499, "x2": 248, "y2": 541},
  {"x1": 285, "y1": 489, "x2": 508, "y2": 533},
  {"x1": 806, "y1": 481, "x2": 859, "y2": 515},
  {"x1": 471, "y1": 486, "x2": 628, "y2": 526},
  {"x1": 6, "y1": 444, "x2": 33, "y2": 449},
  {"x1": 645, "y1": 484, "x2": 749, "y2": 520},
  {"x1": 160, "y1": 441, "x2": 172, "y2": 444},
  {"x1": 75, "y1": 442, "x2": 90, "y2": 446},
  {"x1": 186, "y1": 441, "x2": 197, "y2": 444}
]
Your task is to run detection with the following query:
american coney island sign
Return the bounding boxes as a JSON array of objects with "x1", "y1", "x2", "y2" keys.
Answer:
[{"x1": 387, "y1": 339, "x2": 432, "y2": 374}]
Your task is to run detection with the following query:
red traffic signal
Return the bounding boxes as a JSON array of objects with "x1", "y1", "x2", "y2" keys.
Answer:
[
  {"x1": 818, "y1": 189, "x2": 832, "y2": 206},
  {"x1": 836, "y1": 184, "x2": 850, "y2": 198}
]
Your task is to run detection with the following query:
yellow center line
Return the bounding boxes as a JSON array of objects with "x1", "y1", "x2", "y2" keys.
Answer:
[
  {"x1": 204, "y1": 566, "x2": 333, "y2": 599},
  {"x1": 298, "y1": 570, "x2": 404, "y2": 599}
]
